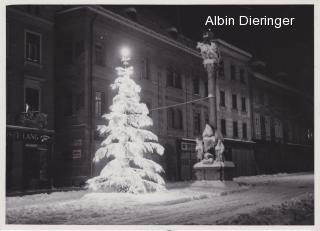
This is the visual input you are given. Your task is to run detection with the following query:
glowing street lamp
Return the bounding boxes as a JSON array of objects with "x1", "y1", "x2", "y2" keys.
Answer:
[{"x1": 120, "y1": 46, "x2": 130, "y2": 67}]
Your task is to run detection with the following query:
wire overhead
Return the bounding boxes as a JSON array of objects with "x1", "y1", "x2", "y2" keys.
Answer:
[{"x1": 150, "y1": 95, "x2": 214, "y2": 111}]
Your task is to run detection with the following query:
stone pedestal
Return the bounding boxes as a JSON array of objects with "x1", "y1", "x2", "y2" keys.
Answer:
[{"x1": 193, "y1": 161, "x2": 235, "y2": 181}]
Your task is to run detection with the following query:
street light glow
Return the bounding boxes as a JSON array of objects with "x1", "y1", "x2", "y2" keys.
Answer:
[{"x1": 120, "y1": 46, "x2": 130, "y2": 58}]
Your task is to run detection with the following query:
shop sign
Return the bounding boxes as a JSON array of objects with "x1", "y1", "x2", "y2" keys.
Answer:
[
  {"x1": 7, "y1": 130, "x2": 52, "y2": 143},
  {"x1": 181, "y1": 141, "x2": 195, "y2": 151}
]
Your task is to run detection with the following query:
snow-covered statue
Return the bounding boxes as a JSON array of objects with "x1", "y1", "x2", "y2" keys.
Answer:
[
  {"x1": 195, "y1": 123, "x2": 225, "y2": 164},
  {"x1": 215, "y1": 139, "x2": 225, "y2": 162},
  {"x1": 197, "y1": 42, "x2": 220, "y2": 66},
  {"x1": 195, "y1": 138, "x2": 204, "y2": 162},
  {"x1": 86, "y1": 49, "x2": 165, "y2": 194}
]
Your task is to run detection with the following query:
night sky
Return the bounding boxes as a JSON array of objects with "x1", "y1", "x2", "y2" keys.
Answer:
[{"x1": 140, "y1": 5, "x2": 314, "y2": 93}]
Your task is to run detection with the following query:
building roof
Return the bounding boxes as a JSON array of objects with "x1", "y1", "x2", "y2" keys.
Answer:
[{"x1": 57, "y1": 5, "x2": 310, "y2": 99}]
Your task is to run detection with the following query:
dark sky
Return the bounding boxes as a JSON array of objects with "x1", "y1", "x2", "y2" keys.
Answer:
[{"x1": 142, "y1": 5, "x2": 314, "y2": 92}]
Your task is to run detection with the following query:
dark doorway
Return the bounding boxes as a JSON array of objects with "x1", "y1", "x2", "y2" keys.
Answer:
[{"x1": 23, "y1": 145, "x2": 40, "y2": 189}]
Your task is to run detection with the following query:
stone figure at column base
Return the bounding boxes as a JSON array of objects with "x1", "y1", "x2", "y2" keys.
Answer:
[{"x1": 193, "y1": 123, "x2": 235, "y2": 181}]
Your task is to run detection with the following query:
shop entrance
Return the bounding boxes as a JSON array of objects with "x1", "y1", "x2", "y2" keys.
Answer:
[
  {"x1": 178, "y1": 139, "x2": 197, "y2": 181},
  {"x1": 6, "y1": 125, "x2": 53, "y2": 192}
]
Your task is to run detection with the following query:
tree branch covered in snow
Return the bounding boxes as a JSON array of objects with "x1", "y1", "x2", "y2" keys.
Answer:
[{"x1": 87, "y1": 62, "x2": 165, "y2": 194}]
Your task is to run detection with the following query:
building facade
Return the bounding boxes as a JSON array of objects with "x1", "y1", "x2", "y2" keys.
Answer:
[
  {"x1": 6, "y1": 5, "x2": 314, "y2": 191},
  {"x1": 6, "y1": 6, "x2": 57, "y2": 191},
  {"x1": 250, "y1": 67, "x2": 313, "y2": 174}
]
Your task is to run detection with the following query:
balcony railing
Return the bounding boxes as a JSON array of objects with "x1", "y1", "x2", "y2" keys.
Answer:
[{"x1": 18, "y1": 111, "x2": 48, "y2": 129}]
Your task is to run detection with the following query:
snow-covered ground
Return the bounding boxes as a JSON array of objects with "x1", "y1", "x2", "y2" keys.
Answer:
[{"x1": 6, "y1": 172, "x2": 314, "y2": 225}]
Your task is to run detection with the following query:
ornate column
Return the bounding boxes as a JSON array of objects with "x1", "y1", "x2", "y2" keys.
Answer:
[
  {"x1": 197, "y1": 30, "x2": 220, "y2": 130},
  {"x1": 194, "y1": 30, "x2": 236, "y2": 181}
]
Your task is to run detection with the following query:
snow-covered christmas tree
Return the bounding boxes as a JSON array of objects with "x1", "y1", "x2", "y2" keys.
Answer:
[{"x1": 86, "y1": 47, "x2": 165, "y2": 194}]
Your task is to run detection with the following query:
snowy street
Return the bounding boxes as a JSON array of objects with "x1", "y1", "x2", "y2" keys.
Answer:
[{"x1": 6, "y1": 172, "x2": 314, "y2": 225}]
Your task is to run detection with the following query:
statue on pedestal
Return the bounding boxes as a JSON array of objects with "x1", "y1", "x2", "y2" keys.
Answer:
[{"x1": 195, "y1": 123, "x2": 225, "y2": 165}]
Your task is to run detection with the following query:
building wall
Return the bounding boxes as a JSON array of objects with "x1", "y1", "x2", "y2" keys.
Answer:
[
  {"x1": 6, "y1": 6, "x2": 57, "y2": 191},
  {"x1": 250, "y1": 73, "x2": 313, "y2": 174},
  {"x1": 7, "y1": 6, "x2": 55, "y2": 128}
]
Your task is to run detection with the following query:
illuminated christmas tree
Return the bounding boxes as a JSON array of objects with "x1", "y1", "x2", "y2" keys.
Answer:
[{"x1": 86, "y1": 47, "x2": 165, "y2": 193}]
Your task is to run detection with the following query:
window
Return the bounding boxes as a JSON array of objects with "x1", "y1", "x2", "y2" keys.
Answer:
[
  {"x1": 193, "y1": 77, "x2": 200, "y2": 95},
  {"x1": 242, "y1": 123, "x2": 247, "y2": 139},
  {"x1": 167, "y1": 108, "x2": 174, "y2": 129},
  {"x1": 95, "y1": 91, "x2": 105, "y2": 117},
  {"x1": 141, "y1": 57, "x2": 150, "y2": 80},
  {"x1": 241, "y1": 97, "x2": 246, "y2": 112},
  {"x1": 25, "y1": 87, "x2": 40, "y2": 111},
  {"x1": 254, "y1": 113, "x2": 261, "y2": 139},
  {"x1": 220, "y1": 91, "x2": 225, "y2": 107},
  {"x1": 221, "y1": 119, "x2": 226, "y2": 136},
  {"x1": 230, "y1": 65, "x2": 236, "y2": 80},
  {"x1": 260, "y1": 116, "x2": 266, "y2": 139},
  {"x1": 95, "y1": 43, "x2": 105, "y2": 66},
  {"x1": 166, "y1": 67, "x2": 174, "y2": 87},
  {"x1": 232, "y1": 94, "x2": 237, "y2": 110},
  {"x1": 219, "y1": 60, "x2": 225, "y2": 77},
  {"x1": 233, "y1": 121, "x2": 238, "y2": 138},
  {"x1": 193, "y1": 111, "x2": 201, "y2": 135},
  {"x1": 25, "y1": 31, "x2": 41, "y2": 64},
  {"x1": 274, "y1": 119, "x2": 283, "y2": 139},
  {"x1": 166, "y1": 67, "x2": 182, "y2": 89},
  {"x1": 175, "y1": 109, "x2": 183, "y2": 129},
  {"x1": 240, "y1": 69, "x2": 246, "y2": 83},
  {"x1": 265, "y1": 116, "x2": 271, "y2": 139},
  {"x1": 173, "y1": 69, "x2": 182, "y2": 89},
  {"x1": 168, "y1": 108, "x2": 183, "y2": 129}
]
